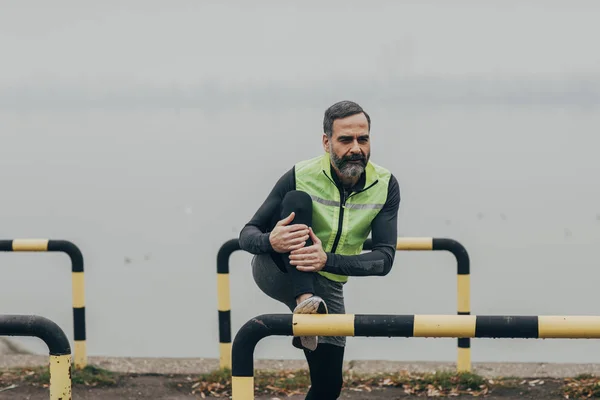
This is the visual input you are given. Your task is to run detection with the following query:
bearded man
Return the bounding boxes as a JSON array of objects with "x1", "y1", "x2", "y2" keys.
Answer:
[{"x1": 239, "y1": 100, "x2": 401, "y2": 400}]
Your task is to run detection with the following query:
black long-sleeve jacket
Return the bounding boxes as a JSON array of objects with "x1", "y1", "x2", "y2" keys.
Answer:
[{"x1": 239, "y1": 163, "x2": 401, "y2": 277}]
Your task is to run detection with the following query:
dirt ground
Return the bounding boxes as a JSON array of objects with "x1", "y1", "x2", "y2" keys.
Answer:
[
  {"x1": 0, "y1": 373, "x2": 571, "y2": 399},
  {"x1": 3, "y1": 356, "x2": 596, "y2": 399}
]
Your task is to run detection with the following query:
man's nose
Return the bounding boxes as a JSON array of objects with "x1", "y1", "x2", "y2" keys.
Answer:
[{"x1": 349, "y1": 140, "x2": 361, "y2": 154}]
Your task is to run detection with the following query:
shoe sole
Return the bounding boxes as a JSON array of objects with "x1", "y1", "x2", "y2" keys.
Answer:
[{"x1": 293, "y1": 296, "x2": 328, "y2": 351}]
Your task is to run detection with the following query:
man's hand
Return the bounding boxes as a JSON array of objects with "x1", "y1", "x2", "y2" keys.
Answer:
[
  {"x1": 269, "y1": 212, "x2": 310, "y2": 253},
  {"x1": 289, "y1": 227, "x2": 327, "y2": 272}
]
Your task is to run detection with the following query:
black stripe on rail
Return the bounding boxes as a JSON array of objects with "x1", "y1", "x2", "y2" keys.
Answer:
[
  {"x1": 354, "y1": 315, "x2": 414, "y2": 337},
  {"x1": 457, "y1": 311, "x2": 471, "y2": 348},
  {"x1": 219, "y1": 310, "x2": 232, "y2": 343},
  {"x1": 48, "y1": 240, "x2": 84, "y2": 272},
  {"x1": 0, "y1": 240, "x2": 12, "y2": 251},
  {"x1": 232, "y1": 314, "x2": 293, "y2": 377},
  {"x1": 475, "y1": 316, "x2": 539, "y2": 338},
  {"x1": 432, "y1": 238, "x2": 470, "y2": 275},
  {"x1": 73, "y1": 307, "x2": 86, "y2": 341},
  {"x1": 217, "y1": 239, "x2": 241, "y2": 274},
  {"x1": 0, "y1": 315, "x2": 71, "y2": 356}
]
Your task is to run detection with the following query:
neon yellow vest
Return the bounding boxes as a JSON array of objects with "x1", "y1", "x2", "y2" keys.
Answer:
[{"x1": 295, "y1": 153, "x2": 392, "y2": 283}]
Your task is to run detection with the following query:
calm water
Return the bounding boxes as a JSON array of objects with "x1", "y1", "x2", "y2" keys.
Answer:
[{"x1": 1, "y1": 1, "x2": 600, "y2": 364}]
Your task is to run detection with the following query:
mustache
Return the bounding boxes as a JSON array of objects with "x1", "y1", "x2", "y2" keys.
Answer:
[{"x1": 342, "y1": 154, "x2": 366, "y2": 163}]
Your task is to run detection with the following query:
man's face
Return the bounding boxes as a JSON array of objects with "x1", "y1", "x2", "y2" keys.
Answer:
[{"x1": 323, "y1": 112, "x2": 371, "y2": 179}]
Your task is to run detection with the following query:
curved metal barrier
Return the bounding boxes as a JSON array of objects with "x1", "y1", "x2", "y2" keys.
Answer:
[
  {"x1": 0, "y1": 314, "x2": 72, "y2": 400},
  {"x1": 216, "y1": 238, "x2": 241, "y2": 369},
  {"x1": 232, "y1": 313, "x2": 600, "y2": 399},
  {"x1": 216, "y1": 236, "x2": 471, "y2": 371},
  {"x1": 0, "y1": 239, "x2": 87, "y2": 368},
  {"x1": 365, "y1": 237, "x2": 471, "y2": 371}
]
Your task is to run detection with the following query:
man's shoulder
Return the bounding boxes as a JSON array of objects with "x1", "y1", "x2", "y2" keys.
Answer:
[
  {"x1": 368, "y1": 160, "x2": 394, "y2": 183},
  {"x1": 368, "y1": 158, "x2": 390, "y2": 171},
  {"x1": 367, "y1": 160, "x2": 400, "y2": 199},
  {"x1": 272, "y1": 165, "x2": 296, "y2": 191},
  {"x1": 272, "y1": 155, "x2": 321, "y2": 188}
]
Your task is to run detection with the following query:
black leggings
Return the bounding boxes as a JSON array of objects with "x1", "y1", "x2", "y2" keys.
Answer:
[
  {"x1": 271, "y1": 190, "x2": 317, "y2": 298},
  {"x1": 304, "y1": 343, "x2": 345, "y2": 399}
]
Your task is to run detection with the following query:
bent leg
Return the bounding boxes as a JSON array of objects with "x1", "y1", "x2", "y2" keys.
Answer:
[
  {"x1": 252, "y1": 254, "x2": 297, "y2": 310},
  {"x1": 280, "y1": 191, "x2": 329, "y2": 350},
  {"x1": 277, "y1": 190, "x2": 316, "y2": 298},
  {"x1": 304, "y1": 344, "x2": 345, "y2": 400}
]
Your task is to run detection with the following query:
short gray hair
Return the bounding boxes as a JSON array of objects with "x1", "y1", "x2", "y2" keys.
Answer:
[{"x1": 323, "y1": 100, "x2": 371, "y2": 138}]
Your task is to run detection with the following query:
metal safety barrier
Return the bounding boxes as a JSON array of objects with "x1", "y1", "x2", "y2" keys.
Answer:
[
  {"x1": 0, "y1": 314, "x2": 72, "y2": 400},
  {"x1": 365, "y1": 237, "x2": 471, "y2": 371},
  {"x1": 0, "y1": 239, "x2": 87, "y2": 368},
  {"x1": 232, "y1": 313, "x2": 600, "y2": 399},
  {"x1": 216, "y1": 238, "x2": 240, "y2": 369},
  {"x1": 216, "y1": 236, "x2": 471, "y2": 371}
]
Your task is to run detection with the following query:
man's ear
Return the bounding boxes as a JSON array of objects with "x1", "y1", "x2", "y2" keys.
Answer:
[{"x1": 322, "y1": 133, "x2": 330, "y2": 153}]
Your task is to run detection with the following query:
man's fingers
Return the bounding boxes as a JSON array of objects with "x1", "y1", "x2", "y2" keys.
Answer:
[
  {"x1": 276, "y1": 212, "x2": 295, "y2": 226},
  {"x1": 287, "y1": 242, "x2": 306, "y2": 251},
  {"x1": 288, "y1": 235, "x2": 309, "y2": 245},
  {"x1": 280, "y1": 225, "x2": 308, "y2": 235},
  {"x1": 289, "y1": 252, "x2": 309, "y2": 260},
  {"x1": 290, "y1": 259, "x2": 317, "y2": 267},
  {"x1": 290, "y1": 246, "x2": 313, "y2": 255},
  {"x1": 295, "y1": 266, "x2": 317, "y2": 272},
  {"x1": 289, "y1": 224, "x2": 309, "y2": 232},
  {"x1": 289, "y1": 251, "x2": 317, "y2": 262},
  {"x1": 284, "y1": 229, "x2": 309, "y2": 240},
  {"x1": 308, "y1": 227, "x2": 320, "y2": 244}
]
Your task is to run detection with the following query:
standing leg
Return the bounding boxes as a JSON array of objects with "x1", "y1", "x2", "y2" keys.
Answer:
[
  {"x1": 304, "y1": 344, "x2": 345, "y2": 400},
  {"x1": 303, "y1": 268, "x2": 347, "y2": 396}
]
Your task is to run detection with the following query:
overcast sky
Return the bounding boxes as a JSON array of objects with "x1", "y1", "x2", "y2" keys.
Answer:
[{"x1": 1, "y1": 0, "x2": 599, "y2": 106}]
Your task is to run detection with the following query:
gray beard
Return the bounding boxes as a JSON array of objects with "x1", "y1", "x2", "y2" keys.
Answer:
[{"x1": 330, "y1": 145, "x2": 368, "y2": 179}]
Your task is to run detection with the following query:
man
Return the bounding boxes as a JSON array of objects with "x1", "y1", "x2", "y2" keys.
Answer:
[{"x1": 239, "y1": 100, "x2": 401, "y2": 399}]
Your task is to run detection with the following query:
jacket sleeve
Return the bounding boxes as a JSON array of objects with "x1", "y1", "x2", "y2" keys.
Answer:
[
  {"x1": 321, "y1": 174, "x2": 400, "y2": 276},
  {"x1": 238, "y1": 167, "x2": 295, "y2": 254}
]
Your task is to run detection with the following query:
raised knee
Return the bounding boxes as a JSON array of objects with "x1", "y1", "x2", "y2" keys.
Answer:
[{"x1": 282, "y1": 190, "x2": 312, "y2": 214}]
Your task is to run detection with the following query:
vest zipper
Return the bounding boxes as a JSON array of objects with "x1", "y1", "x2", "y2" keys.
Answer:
[
  {"x1": 330, "y1": 186, "x2": 346, "y2": 253},
  {"x1": 322, "y1": 170, "x2": 379, "y2": 254}
]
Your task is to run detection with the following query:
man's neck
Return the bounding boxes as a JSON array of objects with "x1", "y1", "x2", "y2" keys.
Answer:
[{"x1": 340, "y1": 176, "x2": 358, "y2": 189}]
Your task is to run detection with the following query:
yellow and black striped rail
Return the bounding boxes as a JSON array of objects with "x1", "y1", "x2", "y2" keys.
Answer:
[
  {"x1": 216, "y1": 236, "x2": 471, "y2": 371},
  {"x1": 216, "y1": 238, "x2": 241, "y2": 369},
  {"x1": 232, "y1": 313, "x2": 600, "y2": 399},
  {"x1": 1, "y1": 314, "x2": 72, "y2": 400},
  {"x1": 0, "y1": 239, "x2": 87, "y2": 368},
  {"x1": 364, "y1": 237, "x2": 471, "y2": 371}
]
